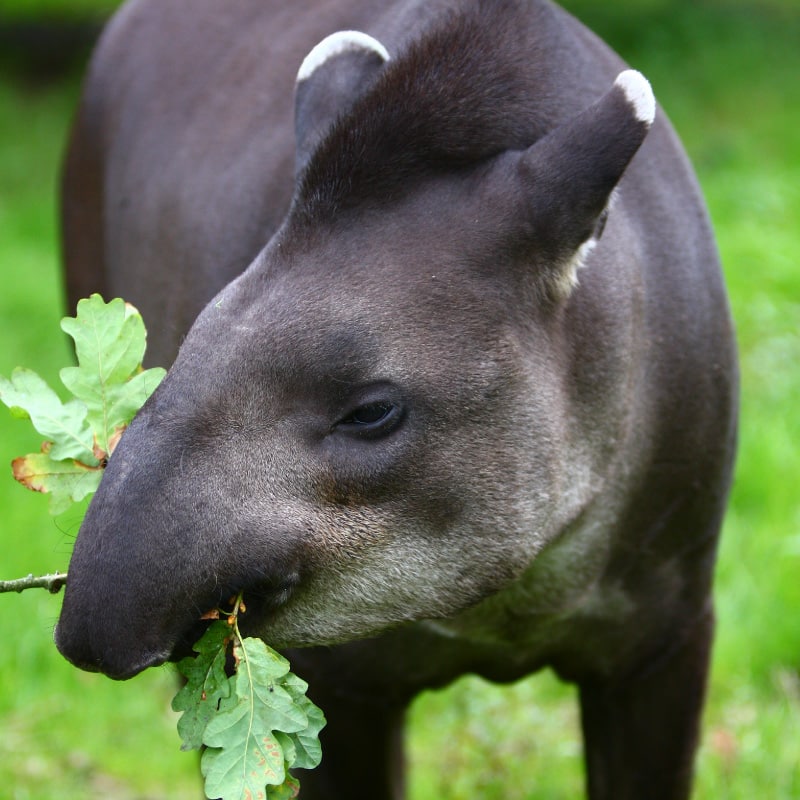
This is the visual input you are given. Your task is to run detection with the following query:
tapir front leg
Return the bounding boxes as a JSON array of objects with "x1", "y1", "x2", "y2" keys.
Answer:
[
  {"x1": 578, "y1": 609, "x2": 714, "y2": 800},
  {"x1": 296, "y1": 691, "x2": 406, "y2": 800}
]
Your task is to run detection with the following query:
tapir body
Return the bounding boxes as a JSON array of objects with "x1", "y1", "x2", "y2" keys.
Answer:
[{"x1": 56, "y1": 0, "x2": 738, "y2": 798}]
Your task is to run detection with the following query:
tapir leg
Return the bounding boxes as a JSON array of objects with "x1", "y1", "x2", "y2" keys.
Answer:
[
  {"x1": 578, "y1": 608, "x2": 714, "y2": 800},
  {"x1": 297, "y1": 693, "x2": 406, "y2": 800}
]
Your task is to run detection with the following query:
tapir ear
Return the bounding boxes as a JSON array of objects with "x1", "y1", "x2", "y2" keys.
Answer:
[
  {"x1": 294, "y1": 31, "x2": 390, "y2": 177},
  {"x1": 513, "y1": 70, "x2": 656, "y2": 299}
]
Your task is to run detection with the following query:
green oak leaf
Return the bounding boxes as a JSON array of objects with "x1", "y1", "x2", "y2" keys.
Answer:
[
  {"x1": 265, "y1": 774, "x2": 300, "y2": 799},
  {"x1": 273, "y1": 731, "x2": 297, "y2": 767},
  {"x1": 102, "y1": 369, "x2": 166, "y2": 436},
  {"x1": 0, "y1": 368, "x2": 96, "y2": 463},
  {"x1": 60, "y1": 294, "x2": 165, "y2": 454},
  {"x1": 282, "y1": 697, "x2": 325, "y2": 771},
  {"x1": 1, "y1": 295, "x2": 165, "y2": 510},
  {"x1": 201, "y1": 689, "x2": 288, "y2": 800},
  {"x1": 60, "y1": 295, "x2": 145, "y2": 383},
  {"x1": 172, "y1": 621, "x2": 234, "y2": 750},
  {"x1": 278, "y1": 674, "x2": 325, "y2": 770},
  {"x1": 200, "y1": 637, "x2": 312, "y2": 800}
]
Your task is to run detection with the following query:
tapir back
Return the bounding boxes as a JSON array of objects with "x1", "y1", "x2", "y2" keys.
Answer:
[{"x1": 59, "y1": 1, "x2": 737, "y2": 798}]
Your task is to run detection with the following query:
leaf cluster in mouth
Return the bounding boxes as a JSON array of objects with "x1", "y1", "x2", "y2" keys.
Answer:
[{"x1": 173, "y1": 597, "x2": 326, "y2": 800}]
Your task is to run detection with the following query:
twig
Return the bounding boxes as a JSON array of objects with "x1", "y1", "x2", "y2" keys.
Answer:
[{"x1": 0, "y1": 572, "x2": 67, "y2": 594}]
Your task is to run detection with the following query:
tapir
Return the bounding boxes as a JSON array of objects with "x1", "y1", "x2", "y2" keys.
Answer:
[{"x1": 54, "y1": 0, "x2": 738, "y2": 798}]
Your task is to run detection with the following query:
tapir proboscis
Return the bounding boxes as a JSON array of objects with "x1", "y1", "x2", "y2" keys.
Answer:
[{"x1": 54, "y1": 0, "x2": 738, "y2": 797}]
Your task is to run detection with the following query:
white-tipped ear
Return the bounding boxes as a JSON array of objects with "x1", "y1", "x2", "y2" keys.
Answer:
[
  {"x1": 487, "y1": 72, "x2": 655, "y2": 300},
  {"x1": 297, "y1": 30, "x2": 390, "y2": 83},
  {"x1": 614, "y1": 70, "x2": 656, "y2": 126},
  {"x1": 294, "y1": 31, "x2": 390, "y2": 177}
]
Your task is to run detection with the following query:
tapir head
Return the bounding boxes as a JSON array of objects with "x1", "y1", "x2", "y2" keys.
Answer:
[{"x1": 55, "y1": 26, "x2": 655, "y2": 679}]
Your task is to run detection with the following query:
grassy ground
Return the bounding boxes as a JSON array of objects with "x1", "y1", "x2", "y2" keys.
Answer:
[{"x1": 0, "y1": 1, "x2": 798, "y2": 798}]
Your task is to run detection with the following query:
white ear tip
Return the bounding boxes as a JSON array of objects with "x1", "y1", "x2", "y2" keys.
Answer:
[
  {"x1": 297, "y1": 30, "x2": 390, "y2": 83},
  {"x1": 615, "y1": 70, "x2": 656, "y2": 125}
]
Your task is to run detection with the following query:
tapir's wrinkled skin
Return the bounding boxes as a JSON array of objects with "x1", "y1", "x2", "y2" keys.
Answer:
[{"x1": 56, "y1": 1, "x2": 738, "y2": 798}]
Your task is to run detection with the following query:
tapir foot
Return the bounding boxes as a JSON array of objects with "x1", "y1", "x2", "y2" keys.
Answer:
[{"x1": 578, "y1": 607, "x2": 714, "y2": 800}]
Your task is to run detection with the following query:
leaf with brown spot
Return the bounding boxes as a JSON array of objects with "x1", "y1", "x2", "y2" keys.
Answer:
[
  {"x1": 200, "y1": 637, "x2": 312, "y2": 800},
  {"x1": 1, "y1": 295, "x2": 164, "y2": 510},
  {"x1": 11, "y1": 452, "x2": 102, "y2": 514}
]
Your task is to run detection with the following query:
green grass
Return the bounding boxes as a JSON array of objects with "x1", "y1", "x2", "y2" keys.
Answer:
[
  {"x1": 1, "y1": 1, "x2": 798, "y2": 797},
  {"x1": 0, "y1": 0, "x2": 117, "y2": 20}
]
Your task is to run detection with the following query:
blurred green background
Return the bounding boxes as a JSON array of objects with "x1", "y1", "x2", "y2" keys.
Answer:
[{"x1": 0, "y1": 1, "x2": 797, "y2": 798}]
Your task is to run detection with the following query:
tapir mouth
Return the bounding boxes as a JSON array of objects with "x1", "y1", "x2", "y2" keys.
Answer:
[
  {"x1": 58, "y1": 599, "x2": 248, "y2": 681},
  {"x1": 165, "y1": 617, "x2": 217, "y2": 666},
  {"x1": 56, "y1": 564, "x2": 302, "y2": 681},
  {"x1": 164, "y1": 574, "x2": 301, "y2": 666}
]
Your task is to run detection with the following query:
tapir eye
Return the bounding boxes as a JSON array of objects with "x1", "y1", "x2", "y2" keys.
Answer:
[{"x1": 335, "y1": 401, "x2": 402, "y2": 438}]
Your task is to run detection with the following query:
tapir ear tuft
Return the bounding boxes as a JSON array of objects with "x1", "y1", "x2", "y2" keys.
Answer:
[
  {"x1": 297, "y1": 31, "x2": 390, "y2": 83},
  {"x1": 614, "y1": 70, "x2": 656, "y2": 126},
  {"x1": 510, "y1": 70, "x2": 656, "y2": 300},
  {"x1": 294, "y1": 31, "x2": 390, "y2": 177}
]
